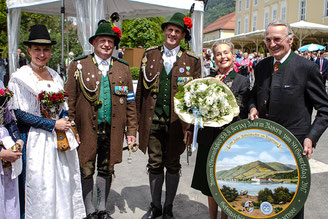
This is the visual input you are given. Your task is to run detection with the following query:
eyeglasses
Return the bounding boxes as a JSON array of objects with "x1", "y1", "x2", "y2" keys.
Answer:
[{"x1": 264, "y1": 35, "x2": 289, "y2": 44}]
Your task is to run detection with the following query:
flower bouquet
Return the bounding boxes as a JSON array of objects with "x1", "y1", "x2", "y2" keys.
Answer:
[
  {"x1": 38, "y1": 90, "x2": 69, "y2": 119},
  {"x1": 0, "y1": 88, "x2": 14, "y2": 106},
  {"x1": 39, "y1": 90, "x2": 72, "y2": 152},
  {"x1": 174, "y1": 77, "x2": 240, "y2": 127},
  {"x1": 174, "y1": 77, "x2": 240, "y2": 153}
]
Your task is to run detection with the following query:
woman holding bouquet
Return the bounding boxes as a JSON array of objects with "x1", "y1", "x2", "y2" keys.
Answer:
[
  {"x1": 191, "y1": 41, "x2": 250, "y2": 219},
  {"x1": 8, "y1": 25, "x2": 85, "y2": 219}
]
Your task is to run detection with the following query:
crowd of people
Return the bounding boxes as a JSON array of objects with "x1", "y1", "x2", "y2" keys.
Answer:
[
  {"x1": 203, "y1": 49, "x2": 266, "y2": 90},
  {"x1": 0, "y1": 12, "x2": 328, "y2": 219}
]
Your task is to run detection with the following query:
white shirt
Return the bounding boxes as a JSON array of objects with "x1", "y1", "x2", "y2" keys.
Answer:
[
  {"x1": 162, "y1": 45, "x2": 180, "y2": 74},
  {"x1": 273, "y1": 49, "x2": 291, "y2": 65},
  {"x1": 94, "y1": 54, "x2": 111, "y2": 76}
]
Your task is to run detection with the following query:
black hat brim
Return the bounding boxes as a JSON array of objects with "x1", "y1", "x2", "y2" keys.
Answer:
[{"x1": 23, "y1": 41, "x2": 57, "y2": 46}]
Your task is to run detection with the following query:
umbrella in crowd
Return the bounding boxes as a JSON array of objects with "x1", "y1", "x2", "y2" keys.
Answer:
[{"x1": 298, "y1": 43, "x2": 326, "y2": 52}]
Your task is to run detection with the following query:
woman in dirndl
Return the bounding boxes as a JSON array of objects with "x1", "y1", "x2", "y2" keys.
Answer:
[{"x1": 8, "y1": 24, "x2": 85, "y2": 219}]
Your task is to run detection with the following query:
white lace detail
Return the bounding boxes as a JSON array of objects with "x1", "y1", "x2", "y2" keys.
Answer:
[{"x1": 8, "y1": 65, "x2": 68, "y2": 115}]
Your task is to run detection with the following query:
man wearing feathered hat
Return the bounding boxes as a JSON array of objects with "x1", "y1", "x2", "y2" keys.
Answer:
[
  {"x1": 136, "y1": 12, "x2": 201, "y2": 219},
  {"x1": 65, "y1": 20, "x2": 137, "y2": 219}
]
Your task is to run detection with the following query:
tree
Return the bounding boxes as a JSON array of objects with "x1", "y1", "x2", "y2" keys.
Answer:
[
  {"x1": 221, "y1": 185, "x2": 238, "y2": 202},
  {"x1": 258, "y1": 188, "x2": 274, "y2": 203},
  {"x1": 273, "y1": 187, "x2": 292, "y2": 204},
  {"x1": 0, "y1": 0, "x2": 8, "y2": 50},
  {"x1": 204, "y1": 0, "x2": 236, "y2": 27},
  {"x1": 120, "y1": 17, "x2": 166, "y2": 49}
]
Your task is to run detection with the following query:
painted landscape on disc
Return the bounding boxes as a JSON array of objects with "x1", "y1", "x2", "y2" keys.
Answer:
[{"x1": 215, "y1": 129, "x2": 298, "y2": 217}]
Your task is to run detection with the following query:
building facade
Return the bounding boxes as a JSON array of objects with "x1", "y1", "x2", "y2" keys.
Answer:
[
  {"x1": 203, "y1": 12, "x2": 235, "y2": 42},
  {"x1": 236, "y1": 0, "x2": 328, "y2": 34}
]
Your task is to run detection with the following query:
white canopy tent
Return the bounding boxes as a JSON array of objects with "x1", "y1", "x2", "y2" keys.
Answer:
[{"x1": 6, "y1": 0, "x2": 204, "y2": 74}]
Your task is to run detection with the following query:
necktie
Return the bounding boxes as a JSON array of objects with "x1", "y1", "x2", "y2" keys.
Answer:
[
  {"x1": 274, "y1": 61, "x2": 280, "y2": 71},
  {"x1": 100, "y1": 60, "x2": 109, "y2": 76},
  {"x1": 320, "y1": 59, "x2": 323, "y2": 72},
  {"x1": 166, "y1": 50, "x2": 173, "y2": 57},
  {"x1": 164, "y1": 50, "x2": 174, "y2": 73},
  {"x1": 101, "y1": 60, "x2": 109, "y2": 66}
]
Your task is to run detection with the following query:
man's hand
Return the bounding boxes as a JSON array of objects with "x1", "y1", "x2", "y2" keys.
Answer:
[
  {"x1": 75, "y1": 133, "x2": 81, "y2": 144},
  {"x1": 127, "y1": 136, "x2": 136, "y2": 145},
  {"x1": 249, "y1": 107, "x2": 259, "y2": 120},
  {"x1": 303, "y1": 138, "x2": 313, "y2": 159},
  {"x1": 184, "y1": 130, "x2": 193, "y2": 146}
]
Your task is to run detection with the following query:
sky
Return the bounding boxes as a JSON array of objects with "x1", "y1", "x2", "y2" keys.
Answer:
[{"x1": 215, "y1": 129, "x2": 297, "y2": 171}]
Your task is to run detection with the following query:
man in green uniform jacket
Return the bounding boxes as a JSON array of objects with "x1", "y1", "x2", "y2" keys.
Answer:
[
  {"x1": 136, "y1": 13, "x2": 201, "y2": 219},
  {"x1": 65, "y1": 21, "x2": 137, "y2": 219}
]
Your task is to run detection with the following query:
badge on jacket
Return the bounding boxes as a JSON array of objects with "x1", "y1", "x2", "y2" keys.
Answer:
[
  {"x1": 114, "y1": 86, "x2": 128, "y2": 95},
  {"x1": 177, "y1": 77, "x2": 193, "y2": 86},
  {"x1": 127, "y1": 91, "x2": 135, "y2": 102}
]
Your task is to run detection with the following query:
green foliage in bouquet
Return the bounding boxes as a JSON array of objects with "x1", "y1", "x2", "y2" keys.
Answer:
[{"x1": 174, "y1": 78, "x2": 239, "y2": 127}]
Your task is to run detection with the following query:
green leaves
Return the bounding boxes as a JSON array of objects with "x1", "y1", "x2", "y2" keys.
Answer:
[
  {"x1": 121, "y1": 17, "x2": 165, "y2": 49},
  {"x1": 204, "y1": 0, "x2": 236, "y2": 27}
]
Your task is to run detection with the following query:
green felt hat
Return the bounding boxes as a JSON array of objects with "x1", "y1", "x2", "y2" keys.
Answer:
[
  {"x1": 89, "y1": 21, "x2": 121, "y2": 47},
  {"x1": 161, "y1": 12, "x2": 192, "y2": 41}
]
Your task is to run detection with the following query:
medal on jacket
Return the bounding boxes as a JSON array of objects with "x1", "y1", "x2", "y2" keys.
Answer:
[{"x1": 186, "y1": 66, "x2": 190, "y2": 75}]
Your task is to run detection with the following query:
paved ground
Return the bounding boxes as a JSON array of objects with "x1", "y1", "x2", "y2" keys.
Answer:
[{"x1": 104, "y1": 128, "x2": 328, "y2": 219}]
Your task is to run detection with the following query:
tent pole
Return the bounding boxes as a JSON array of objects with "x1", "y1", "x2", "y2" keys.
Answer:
[
  {"x1": 61, "y1": 0, "x2": 65, "y2": 78},
  {"x1": 6, "y1": 8, "x2": 12, "y2": 75}
]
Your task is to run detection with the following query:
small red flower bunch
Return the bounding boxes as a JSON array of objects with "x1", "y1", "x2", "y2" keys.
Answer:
[
  {"x1": 184, "y1": 17, "x2": 193, "y2": 29},
  {"x1": 0, "y1": 88, "x2": 13, "y2": 98},
  {"x1": 112, "y1": 26, "x2": 122, "y2": 38},
  {"x1": 0, "y1": 88, "x2": 14, "y2": 106},
  {"x1": 38, "y1": 90, "x2": 69, "y2": 117}
]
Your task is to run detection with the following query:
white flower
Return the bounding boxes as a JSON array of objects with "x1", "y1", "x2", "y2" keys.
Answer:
[
  {"x1": 184, "y1": 92, "x2": 192, "y2": 105},
  {"x1": 174, "y1": 78, "x2": 240, "y2": 127},
  {"x1": 205, "y1": 96, "x2": 214, "y2": 106},
  {"x1": 198, "y1": 83, "x2": 208, "y2": 92}
]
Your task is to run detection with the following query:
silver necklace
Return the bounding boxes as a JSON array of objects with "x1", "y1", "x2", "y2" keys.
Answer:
[{"x1": 30, "y1": 62, "x2": 46, "y2": 70}]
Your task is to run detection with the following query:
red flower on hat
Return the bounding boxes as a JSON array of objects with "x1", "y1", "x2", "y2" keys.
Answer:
[
  {"x1": 112, "y1": 26, "x2": 122, "y2": 38},
  {"x1": 184, "y1": 17, "x2": 193, "y2": 29}
]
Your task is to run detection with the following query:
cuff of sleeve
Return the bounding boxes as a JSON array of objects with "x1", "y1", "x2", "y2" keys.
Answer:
[
  {"x1": 306, "y1": 130, "x2": 319, "y2": 148},
  {"x1": 46, "y1": 119, "x2": 56, "y2": 132}
]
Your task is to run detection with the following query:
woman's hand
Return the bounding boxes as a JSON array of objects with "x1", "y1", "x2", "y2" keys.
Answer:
[
  {"x1": 55, "y1": 118, "x2": 71, "y2": 131},
  {"x1": 0, "y1": 149, "x2": 22, "y2": 163},
  {"x1": 16, "y1": 139, "x2": 24, "y2": 152},
  {"x1": 75, "y1": 133, "x2": 81, "y2": 144}
]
